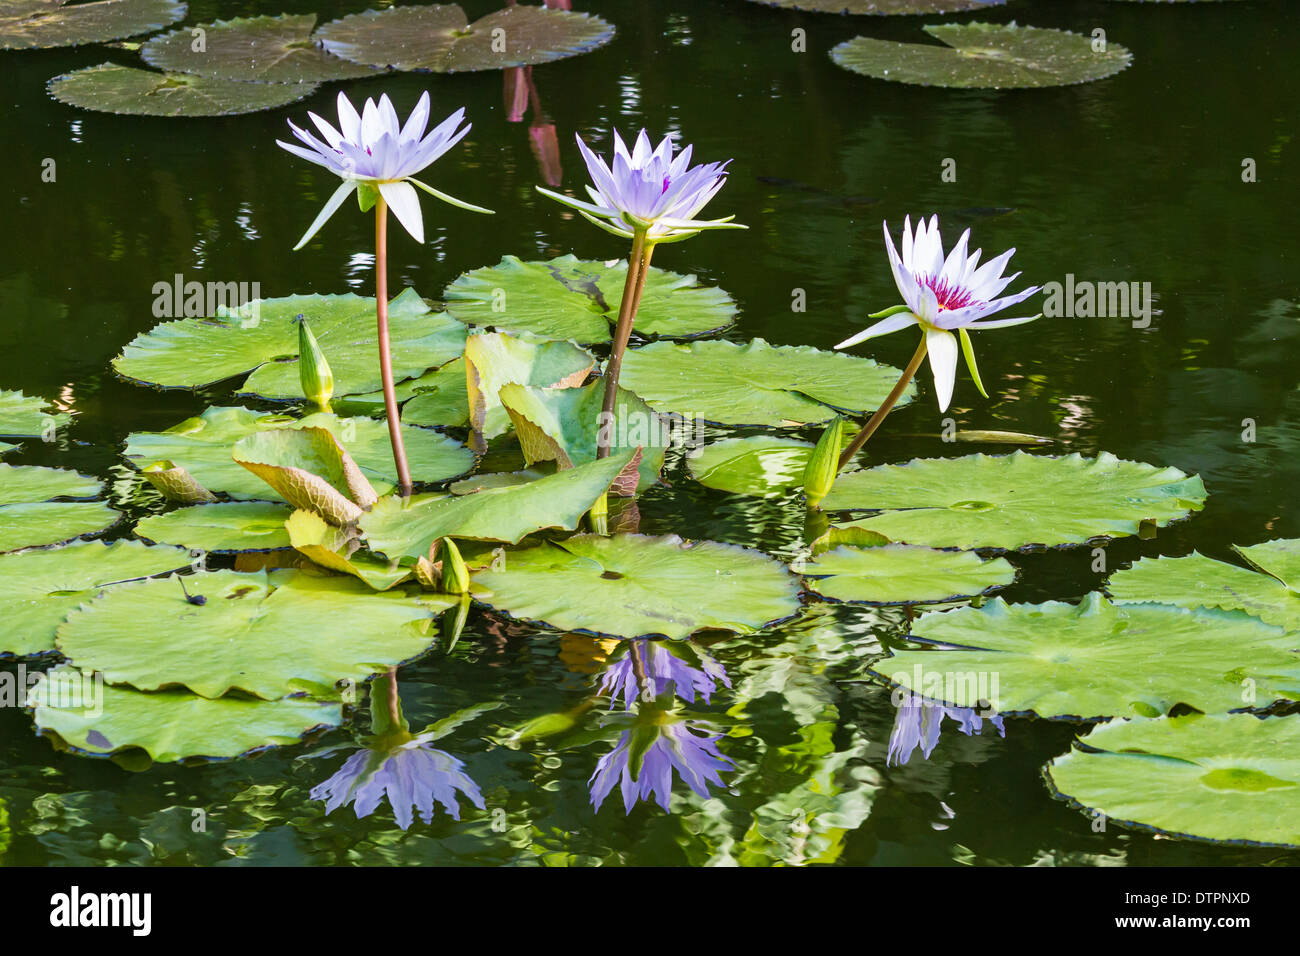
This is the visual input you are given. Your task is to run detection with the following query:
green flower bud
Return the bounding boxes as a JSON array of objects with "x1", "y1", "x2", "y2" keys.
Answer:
[
  {"x1": 436, "y1": 537, "x2": 471, "y2": 595},
  {"x1": 803, "y1": 415, "x2": 844, "y2": 509},
  {"x1": 297, "y1": 314, "x2": 334, "y2": 412}
]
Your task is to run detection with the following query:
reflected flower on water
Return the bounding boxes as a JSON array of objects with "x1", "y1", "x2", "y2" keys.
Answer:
[
  {"x1": 598, "y1": 639, "x2": 731, "y2": 710},
  {"x1": 590, "y1": 707, "x2": 734, "y2": 813},
  {"x1": 887, "y1": 692, "x2": 1005, "y2": 767}
]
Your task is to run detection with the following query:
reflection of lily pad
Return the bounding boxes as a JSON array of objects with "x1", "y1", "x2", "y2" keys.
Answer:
[
  {"x1": 48, "y1": 62, "x2": 319, "y2": 117},
  {"x1": 142, "y1": 14, "x2": 377, "y2": 84},
  {"x1": 804, "y1": 544, "x2": 1014, "y2": 605},
  {"x1": 823, "y1": 452, "x2": 1206, "y2": 550},
  {"x1": 0, "y1": 463, "x2": 118, "y2": 554},
  {"x1": 831, "y1": 23, "x2": 1133, "y2": 89},
  {"x1": 56, "y1": 569, "x2": 447, "y2": 699},
  {"x1": 747, "y1": 0, "x2": 1005, "y2": 13},
  {"x1": 465, "y1": 332, "x2": 594, "y2": 441},
  {"x1": 1046, "y1": 713, "x2": 1300, "y2": 849},
  {"x1": 687, "y1": 436, "x2": 814, "y2": 497},
  {"x1": 444, "y1": 255, "x2": 736, "y2": 343},
  {"x1": 0, "y1": 389, "x2": 68, "y2": 438},
  {"x1": 135, "y1": 502, "x2": 294, "y2": 553},
  {"x1": 31, "y1": 665, "x2": 343, "y2": 765},
  {"x1": 0, "y1": 539, "x2": 188, "y2": 659},
  {"x1": 877, "y1": 593, "x2": 1300, "y2": 720},
  {"x1": 473, "y1": 533, "x2": 802, "y2": 640},
  {"x1": 317, "y1": 4, "x2": 615, "y2": 73},
  {"x1": 114, "y1": 288, "x2": 464, "y2": 399},
  {"x1": 0, "y1": 0, "x2": 185, "y2": 50},
  {"x1": 620, "y1": 339, "x2": 912, "y2": 427}
]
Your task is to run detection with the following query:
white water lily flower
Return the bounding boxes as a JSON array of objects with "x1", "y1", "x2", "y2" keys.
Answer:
[
  {"x1": 836, "y1": 216, "x2": 1041, "y2": 412},
  {"x1": 277, "y1": 90, "x2": 491, "y2": 249}
]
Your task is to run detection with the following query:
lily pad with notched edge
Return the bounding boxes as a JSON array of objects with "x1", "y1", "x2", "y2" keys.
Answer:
[
  {"x1": 804, "y1": 544, "x2": 1015, "y2": 605},
  {"x1": 876, "y1": 593, "x2": 1300, "y2": 720},
  {"x1": 317, "y1": 4, "x2": 615, "y2": 73},
  {"x1": 472, "y1": 533, "x2": 802, "y2": 640},
  {"x1": 620, "y1": 338, "x2": 913, "y2": 427},
  {"x1": 31, "y1": 665, "x2": 343, "y2": 764},
  {"x1": 48, "y1": 63, "x2": 319, "y2": 117},
  {"x1": 141, "y1": 14, "x2": 378, "y2": 84},
  {"x1": 0, "y1": 463, "x2": 117, "y2": 554},
  {"x1": 0, "y1": 539, "x2": 189, "y2": 659},
  {"x1": 1046, "y1": 713, "x2": 1300, "y2": 849},
  {"x1": 465, "y1": 332, "x2": 594, "y2": 442},
  {"x1": 0, "y1": 0, "x2": 184, "y2": 50},
  {"x1": 0, "y1": 389, "x2": 69, "y2": 438},
  {"x1": 443, "y1": 255, "x2": 737, "y2": 343},
  {"x1": 747, "y1": 0, "x2": 1005, "y2": 13},
  {"x1": 831, "y1": 23, "x2": 1133, "y2": 89},
  {"x1": 135, "y1": 501, "x2": 294, "y2": 554},
  {"x1": 822, "y1": 452, "x2": 1206, "y2": 550},
  {"x1": 55, "y1": 569, "x2": 454, "y2": 699}
]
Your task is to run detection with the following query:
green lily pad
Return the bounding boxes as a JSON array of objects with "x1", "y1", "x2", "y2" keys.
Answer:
[
  {"x1": 0, "y1": 539, "x2": 189, "y2": 659},
  {"x1": 472, "y1": 533, "x2": 802, "y2": 640},
  {"x1": 687, "y1": 436, "x2": 815, "y2": 498},
  {"x1": 747, "y1": 0, "x2": 1005, "y2": 13},
  {"x1": 123, "y1": 407, "x2": 475, "y2": 502},
  {"x1": 0, "y1": 463, "x2": 118, "y2": 554},
  {"x1": 831, "y1": 23, "x2": 1133, "y2": 89},
  {"x1": 0, "y1": 0, "x2": 185, "y2": 50},
  {"x1": 465, "y1": 332, "x2": 594, "y2": 442},
  {"x1": 443, "y1": 255, "x2": 737, "y2": 343},
  {"x1": 877, "y1": 593, "x2": 1300, "y2": 720},
  {"x1": 56, "y1": 569, "x2": 451, "y2": 699},
  {"x1": 804, "y1": 544, "x2": 1015, "y2": 605},
  {"x1": 285, "y1": 509, "x2": 412, "y2": 591},
  {"x1": 233, "y1": 427, "x2": 377, "y2": 526},
  {"x1": 317, "y1": 4, "x2": 615, "y2": 73},
  {"x1": 1046, "y1": 713, "x2": 1300, "y2": 849},
  {"x1": 31, "y1": 665, "x2": 343, "y2": 765},
  {"x1": 141, "y1": 14, "x2": 377, "y2": 84},
  {"x1": 135, "y1": 502, "x2": 294, "y2": 553},
  {"x1": 500, "y1": 378, "x2": 668, "y2": 495},
  {"x1": 620, "y1": 338, "x2": 913, "y2": 427},
  {"x1": 396, "y1": 359, "x2": 469, "y2": 429},
  {"x1": 0, "y1": 389, "x2": 69, "y2": 438},
  {"x1": 48, "y1": 63, "x2": 319, "y2": 117},
  {"x1": 361, "y1": 449, "x2": 635, "y2": 561},
  {"x1": 822, "y1": 452, "x2": 1207, "y2": 551},
  {"x1": 114, "y1": 288, "x2": 464, "y2": 399}
]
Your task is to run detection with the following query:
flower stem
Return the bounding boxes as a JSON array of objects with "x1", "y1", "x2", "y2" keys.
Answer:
[
  {"x1": 375, "y1": 196, "x2": 413, "y2": 498},
  {"x1": 837, "y1": 336, "x2": 929, "y2": 472},
  {"x1": 597, "y1": 231, "x2": 653, "y2": 460}
]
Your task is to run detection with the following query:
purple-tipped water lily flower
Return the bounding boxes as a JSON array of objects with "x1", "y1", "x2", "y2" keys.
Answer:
[
  {"x1": 887, "y1": 692, "x2": 1005, "y2": 767},
  {"x1": 598, "y1": 639, "x2": 731, "y2": 710},
  {"x1": 590, "y1": 714, "x2": 735, "y2": 813}
]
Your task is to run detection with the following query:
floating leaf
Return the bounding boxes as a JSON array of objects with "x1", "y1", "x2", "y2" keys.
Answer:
[
  {"x1": 687, "y1": 436, "x2": 814, "y2": 497},
  {"x1": 141, "y1": 14, "x2": 377, "y2": 84},
  {"x1": 472, "y1": 533, "x2": 802, "y2": 640},
  {"x1": 285, "y1": 509, "x2": 412, "y2": 591},
  {"x1": 0, "y1": 463, "x2": 117, "y2": 554},
  {"x1": 620, "y1": 338, "x2": 913, "y2": 427},
  {"x1": 317, "y1": 4, "x2": 615, "y2": 73},
  {"x1": 362, "y1": 449, "x2": 636, "y2": 560},
  {"x1": 878, "y1": 593, "x2": 1300, "y2": 720},
  {"x1": 31, "y1": 665, "x2": 343, "y2": 764},
  {"x1": 0, "y1": 539, "x2": 188, "y2": 658},
  {"x1": 747, "y1": 0, "x2": 1005, "y2": 12},
  {"x1": 234, "y1": 427, "x2": 376, "y2": 526},
  {"x1": 443, "y1": 255, "x2": 736, "y2": 343},
  {"x1": 139, "y1": 460, "x2": 217, "y2": 503},
  {"x1": 114, "y1": 288, "x2": 464, "y2": 399},
  {"x1": 831, "y1": 23, "x2": 1133, "y2": 89},
  {"x1": 48, "y1": 62, "x2": 318, "y2": 117},
  {"x1": 465, "y1": 332, "x2": 594, "y2": 442},
  {"x1": 56, "y1": 569, "x2": 451, "y2": 699},
  {"x1": 0, "y1": 0, "x2": 185, "y2": 50},
  {"x1": 822, "y1": 452, "x2": 1207, "y2": 550},
  {"x1": 804, "y1": 544, "x2": 1014, "y2": 605},
  {"x1": 1046, "y1": 713, "x2": 1300, "y2": 849},
  {"x1": 0, "y1": 389, "x2": 68, "y2": 438},
  {"x1": 135, "y1": 501, "x2": 293, "y2": 553},
  {"x1": 394, "y1": 359, "x2": 469, "y2": 428}
]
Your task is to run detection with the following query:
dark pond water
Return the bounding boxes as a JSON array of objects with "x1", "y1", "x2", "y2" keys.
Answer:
[{"x1": 1, "y1": 0, "x2": 1298, "y2": 865}]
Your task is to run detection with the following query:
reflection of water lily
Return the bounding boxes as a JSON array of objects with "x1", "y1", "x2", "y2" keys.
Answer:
[
  {"x1": 887, "y1": 692, "x2": 1005, "y2": 767},
  {"x1": 598, "y1": 639, "x2": 730, "y2": 710},
  {"x1": 590, "y1": 713, "x2": 734, "y2": 813},
  {"x1": 312, "y1": 739, "x2": 484, "y2": 829}
]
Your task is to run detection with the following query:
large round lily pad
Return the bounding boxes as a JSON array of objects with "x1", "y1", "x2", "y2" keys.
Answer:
[
  {"x1": 822, "y1": 452, "x2": 1207, "y2": 551},
  {"x1": 620, "y1": 338, "x2": 913, "y2": 427},
  {"x1": 0, "y1": 539, "x2": 188, "y2": 659},
  {"x1": 317, "y1": 4, "x2": 615, "y2": 73},
  {"x1": 31, "y1": 665, "x2": 343, "y2": 764},
  {"x1": 831, "y1": 23, "x2": 1133, "y2": 89},
  {"x1": 472, "y1": 533, "x2": 802, "y2": 640},
  {"x1": 443, "y1": 255, "x2": 737, "y2": 343},
  {"x1": 114, "y1": 288, "x2": 464, "y2": 399},
  {"x1": 877, "y1": 593, "x2": 1300, "y2": 720},
  {"x1": 687, "y1": 436, "x2": 814, "y2": 498},
  {"x1": 747, "y1": 0, "x2": 1005, "y2": 13},
  {"x1": 135, "y1": 502, "x2": 294, "y2": 553},
  {"x1": 0, "y1": 0, "x2": 185, "y2": 50},
  {"x1": 141, "y1": 14, "x2": 377, "y2": 84},
  {"x1": 0, "y1": 463, "x2": 117, "y2": 554},
  {"x1": 123, "y1": 406, "x2": 475, "y2": 501},
  {"x1": 56, "y1": 569, "x2": 448, "y2": 699},
  {"x1": 804, "y1": 544, "x2": 1014, "y2": 605},
  {"x1": 1046, "y1": 713, "x2": 1300, "y2": 849},
  {"x1": 48, "y1": 63, "x2": 319, "y2": 117},
  {"x1": 0, "y1": 389, "x2": 69, "y2": 439}
]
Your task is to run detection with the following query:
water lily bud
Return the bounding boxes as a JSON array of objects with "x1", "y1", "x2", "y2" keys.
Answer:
[
  {"x1": 142, "y1": 460, "x2": 217, "y2": 504},
  {"x1": 803, "y1": 415, "x2": 844, "y2": 509},
  {"x1": 436, "y1": 537, "x2": 471, "y2": 595},
  {"x1": 297, "y1": 314, "x2": 334, "y2": 412},
  {"x1": 588, "y1": 491, "x2": 609, "y2": 535}
]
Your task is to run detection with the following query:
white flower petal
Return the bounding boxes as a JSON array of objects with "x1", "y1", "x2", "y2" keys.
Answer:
[
  {"x1": 336, "y1": 91, "x2": 361, "y2": 142},
  {"x1": 835, "y1": 312, "x2": 918, "y2": 349},
  {"x1": 379, "y1": 180, "x2": 425, "y2": 245},
  {"x1": 293, "y1": 180, "x2": 358, "y2": 251},
  {"x1": 926, "y1": 328, "x2": 959, "y2": 413}
]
